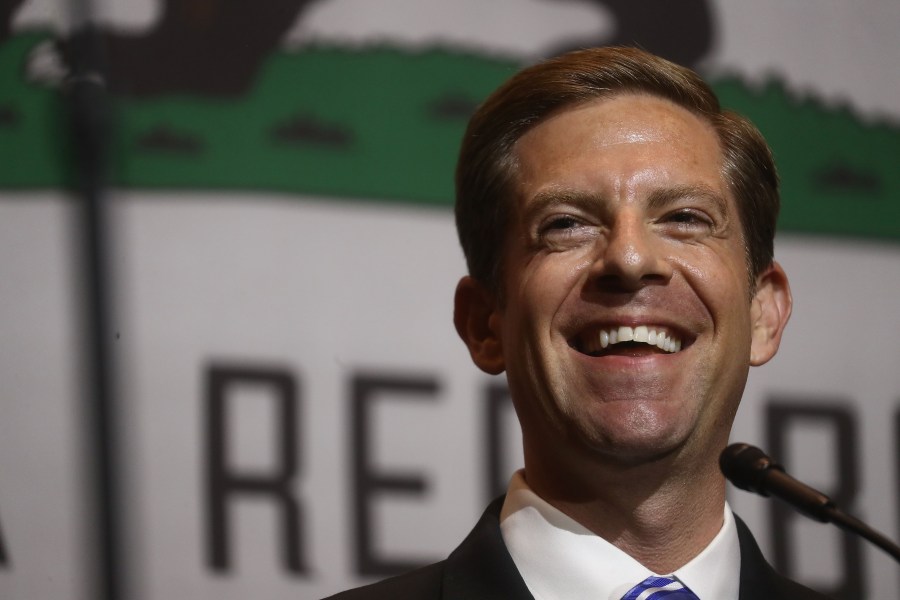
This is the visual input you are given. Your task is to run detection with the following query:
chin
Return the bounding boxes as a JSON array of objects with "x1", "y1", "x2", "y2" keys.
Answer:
[
  {"x1": 585, "y1": 435, "x2": 685, "y2": 466},
  {"x1": 569, "y1": 409, "x2": 694, "y2": 465}
]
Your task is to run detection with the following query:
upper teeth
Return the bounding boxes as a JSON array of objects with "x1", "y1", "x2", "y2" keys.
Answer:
[{"x1": 593, "y1": 325, "x2": 682, "y2": 353}]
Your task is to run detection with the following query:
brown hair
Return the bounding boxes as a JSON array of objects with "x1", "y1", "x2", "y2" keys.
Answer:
[{"x1": 455, "y1": 46, "x2": 779, "y2": 292}]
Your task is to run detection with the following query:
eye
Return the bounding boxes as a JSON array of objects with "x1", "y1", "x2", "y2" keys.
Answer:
[
  {"x1": 543, "y1": 215, "x2": 581, "y2": 230},
  {"x1": 667, "y1": 210, "x2": 710, "y2": 225},
  {"x1": 536, "y1": 214, "x2": 597, "y2": 248},
  {"x1": 660, "y1": 209, "x2": 714, "y2": 235}
]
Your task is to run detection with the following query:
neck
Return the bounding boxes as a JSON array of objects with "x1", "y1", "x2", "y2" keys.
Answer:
[{"x1": 522, "y1": 442, "x2": 726, "y2": 574}]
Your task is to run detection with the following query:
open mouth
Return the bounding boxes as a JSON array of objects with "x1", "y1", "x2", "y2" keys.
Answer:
[{"x1": 571, "y1": 325, "x2": 688, "y2": 357}]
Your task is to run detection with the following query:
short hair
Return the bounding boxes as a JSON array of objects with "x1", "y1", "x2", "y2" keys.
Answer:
[{"x1": 454, "y1": 46, "x2": 779, "y2": 293}]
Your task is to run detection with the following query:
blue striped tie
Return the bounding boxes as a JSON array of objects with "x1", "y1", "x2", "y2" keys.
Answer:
[{"x1": 620, "y1": 575, "x2": 700, "y2": 600}]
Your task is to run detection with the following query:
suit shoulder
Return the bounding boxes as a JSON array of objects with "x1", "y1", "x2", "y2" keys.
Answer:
[
  {"x1": 734, "y1": 514, "x2": 834, "y2": 599},
  {"x1": 769, "y1": 571, "x2": 834, "y2": 599},
  {"x1": 322, "y1": 561, "x2": 446, "y2": 600}
]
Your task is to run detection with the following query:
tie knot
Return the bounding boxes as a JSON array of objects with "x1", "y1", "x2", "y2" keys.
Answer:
[{"x1": 620, "y1": 575, "x2": 700, "y2": 600}]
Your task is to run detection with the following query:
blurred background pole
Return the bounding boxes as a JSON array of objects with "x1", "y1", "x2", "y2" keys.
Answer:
[{"x1": 66, "y1": 0, "x2": 124, "y2": 598}]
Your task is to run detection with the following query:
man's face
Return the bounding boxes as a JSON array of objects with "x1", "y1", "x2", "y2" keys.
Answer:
[{"x1": 464, "y1": 94, "x2": 785, "y2": 465}]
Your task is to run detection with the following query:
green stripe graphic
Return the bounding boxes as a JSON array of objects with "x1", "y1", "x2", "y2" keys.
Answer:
[{"x1": 2, "y1": 32, "x2": 898, "y2": 241}]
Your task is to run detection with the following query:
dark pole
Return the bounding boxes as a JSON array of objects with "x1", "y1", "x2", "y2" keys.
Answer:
[{"x1": 66, "y1": 2, "x2": 124, "y2": 599}]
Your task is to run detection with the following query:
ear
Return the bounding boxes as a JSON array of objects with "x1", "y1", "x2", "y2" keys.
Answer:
[
  {"x1": 453, "y1": 276, "x2": 505, "y2": 375},
  {"x1": 749, "y1": 261, "x2": 793, "y2": 366}
]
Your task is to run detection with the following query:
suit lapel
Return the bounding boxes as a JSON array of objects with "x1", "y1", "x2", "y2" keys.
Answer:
[
  {"x1": 735, "y1": 514, "x2": 791, "y2": 600},
  {"x1": 441, "y1": 497, "x2": 534, "y2": 599}
]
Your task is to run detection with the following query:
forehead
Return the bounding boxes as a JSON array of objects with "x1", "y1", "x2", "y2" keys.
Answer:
[{"x1": 511, "y1": 94, "x2": 727, "y2": 201}]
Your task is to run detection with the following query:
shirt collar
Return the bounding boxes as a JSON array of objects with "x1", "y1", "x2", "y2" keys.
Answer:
[{"x1": 499, "y1": 470, "x2": 741, "y2": 600}]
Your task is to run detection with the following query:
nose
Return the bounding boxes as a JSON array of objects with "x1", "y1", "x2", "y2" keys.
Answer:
[{"x1": 589, "y1": 214, "x2": 673, "y2": 292}]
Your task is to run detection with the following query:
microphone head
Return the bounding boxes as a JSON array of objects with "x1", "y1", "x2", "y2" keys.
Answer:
[{"x1": 719, "y1": 443, "x2": 783, "y2": 496}]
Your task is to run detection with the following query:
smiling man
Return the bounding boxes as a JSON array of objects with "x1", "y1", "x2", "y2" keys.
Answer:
[{"x1": 327, "y1": 47, "x2": 830, "y2": 600}]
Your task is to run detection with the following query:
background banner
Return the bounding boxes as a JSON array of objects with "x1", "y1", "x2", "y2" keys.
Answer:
[{"x1": 1, "y1": 1, "x2": 898, "y2": 599}]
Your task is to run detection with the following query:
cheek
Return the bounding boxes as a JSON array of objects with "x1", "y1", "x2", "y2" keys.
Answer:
[
  {"x1": 518, "y1": 253, "x2": 593, "y2": 310},
  {"x1": 693, "y1": 267, "x2": 755, "y2": 366},
  {"x1": 676, "y1": 248, "x2": 749, "y2": 307}
]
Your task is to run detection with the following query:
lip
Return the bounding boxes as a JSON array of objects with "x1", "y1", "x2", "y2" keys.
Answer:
[
  {"x1": 570, "y1": 345, "x2": 684, "y2": 363},
  {"x1": 566, "y1": 342, "x2": 691, "y2": 379}
]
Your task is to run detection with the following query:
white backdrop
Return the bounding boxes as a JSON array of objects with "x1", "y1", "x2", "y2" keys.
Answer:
[
  {"x1": 2, "y1": 192, "x2": 899, "y2": 598},
  {"x1": 1, "y1": 1, "x2": 899, "y2": 599}
]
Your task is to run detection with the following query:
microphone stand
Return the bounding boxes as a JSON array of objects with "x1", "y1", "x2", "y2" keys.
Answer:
[
  {"x1": 824, "y1": 507, "x2": 900, "y2": 563},
  {"x1": 67, "y1": 4, "x2": 125, "y2": 599},
  {"x1": 720, "y1": 443, "x2": 900, "y2": 564}
]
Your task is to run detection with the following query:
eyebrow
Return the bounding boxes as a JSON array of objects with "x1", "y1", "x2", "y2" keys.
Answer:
[
  {"x1": 646, "y1": 184, "x2": 728, "y2": 215},
  {"x1": 522, "y1": 189, "x2": 603, "y2": 222},
  {"x1": 524, "y1": 184, "x2": 728, "y2": 220}
]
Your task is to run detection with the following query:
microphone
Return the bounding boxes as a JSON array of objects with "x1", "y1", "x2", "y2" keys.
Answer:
[
  {"x1": 720, "y1": 443, "x2": 900, "y2": 563},
  {"x1": 719, "y1": 443, "x2": 834, "y2": 522}
]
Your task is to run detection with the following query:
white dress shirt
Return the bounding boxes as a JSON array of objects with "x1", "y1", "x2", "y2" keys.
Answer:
[{"x1": 499, "y1": 470, "x2": 741, "y2": 600}]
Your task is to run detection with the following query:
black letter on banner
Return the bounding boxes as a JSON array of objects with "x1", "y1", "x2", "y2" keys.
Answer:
[
  {"x1": 0, "y1": 511, "x2": 8, "y2": 566},
  {"x1": 205, "y1": 365, "x2": 305, "y2": 574},
  {"x1": 352, "y1": 373, "x2": 439, "y2": 576},
  {"x1": 484, "y1": 382, "x2": 514, "y2": 502},
  {"x1": 548, "y1": 0, "x2": 713, "y2": 68},
  {"x1": 766, "y1": 401, "x2": 861, "y2": 600}
]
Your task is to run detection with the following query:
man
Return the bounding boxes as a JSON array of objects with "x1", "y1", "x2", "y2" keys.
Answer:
[{"x1": 328, "y1": 46, "x2": 829, "y2": 599}]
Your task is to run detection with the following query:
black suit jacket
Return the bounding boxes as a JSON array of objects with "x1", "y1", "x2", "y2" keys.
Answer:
[{"x1": 325, "y1": 497, "x2": 832, "y2": 599}]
